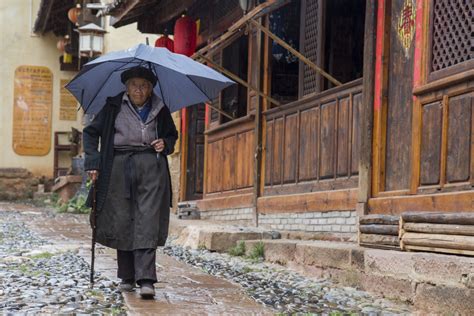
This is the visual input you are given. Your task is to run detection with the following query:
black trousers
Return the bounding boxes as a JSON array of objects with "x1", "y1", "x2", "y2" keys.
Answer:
[{"x1": 117, "y1": 248, "x2": 157, "y2": 284}]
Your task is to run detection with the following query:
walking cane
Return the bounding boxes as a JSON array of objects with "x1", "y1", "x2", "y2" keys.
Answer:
[{"x1": 90, "y1": 178, "x2": 97, "y2": 286}]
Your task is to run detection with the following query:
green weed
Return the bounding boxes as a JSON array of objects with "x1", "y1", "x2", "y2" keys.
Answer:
[
  {"x1": 30, "y1": 251, "x2": 54, "y2": 260},
  {"x1": 228, "y1": 240, "x2": 246, "y2": 256},
  {"x1": 247, "y1": 241, "x2": 265, "y2": 260}
]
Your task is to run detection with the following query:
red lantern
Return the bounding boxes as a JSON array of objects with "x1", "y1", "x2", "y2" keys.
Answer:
[
  {"x1": 68, "y1": 5, "x2": 81, "y2": 24},
  {"x1": 155, "y1": 35, "x2": 174, "y2": 52},
  {"x1": 174, "y1": 15, "x2": 197, "y2": 57}
]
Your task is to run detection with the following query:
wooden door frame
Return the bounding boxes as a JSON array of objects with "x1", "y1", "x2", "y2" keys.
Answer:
[
  {"x1": 372, "y1": 0, "x2": 430, "y2": 198},
  {"x1": 357, "y1": 0, "x2": 377, "y2": 212},
  {"x1": 371, "y1": 0, "x2": 391, "y2": 197}
]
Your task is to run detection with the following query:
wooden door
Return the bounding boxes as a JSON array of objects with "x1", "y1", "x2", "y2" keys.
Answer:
[
  {"x1": 372, "y1": 0, "x2": 416, "y2": 196},
  {"x1": 185, "y1": 104, "x2": 205, "y2": 201}
]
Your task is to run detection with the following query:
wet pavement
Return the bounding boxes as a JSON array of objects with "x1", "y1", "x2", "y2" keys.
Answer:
[
  {"x1": 0, "y1": 203, "x2": 271, "y2": 315},
  {"x1": 0, "y1": 210, "x2": 124, "y2": 314},
  {"x1": 0, "y1": 202, "x2": 414, "y2": 315}
]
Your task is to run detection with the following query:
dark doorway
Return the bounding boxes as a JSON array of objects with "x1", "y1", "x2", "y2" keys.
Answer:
[
  {"x1": 221, "y1": 35, "x2": 249, "y2": 123},
  {"x1": 184, "y1": 104, "x2": 205, "y2": 201},
  {"x1": 323, "y1": 0, "x2": 366, "y2": 90}
]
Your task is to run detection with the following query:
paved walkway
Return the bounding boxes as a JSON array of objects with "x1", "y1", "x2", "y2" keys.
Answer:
[{"x1": 1, "y1": 203, "x2": 271, "y2": 315}]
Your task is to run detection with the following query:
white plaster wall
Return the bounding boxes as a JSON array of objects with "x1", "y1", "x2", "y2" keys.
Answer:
[
  {"x1": 0, "y1": 0, "x2": 82, "y2": 176},
  {"x1": 0, "y1": 1, "x2": 158, "y2": 177}
]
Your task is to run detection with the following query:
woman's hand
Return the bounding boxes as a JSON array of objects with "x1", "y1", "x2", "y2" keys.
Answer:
[
  {"x1": 87, "y1": 170, "x2": 99, "y2": 181},
  {"x1": 151, "y1": 139, "x2": 165, "y2": 153}
]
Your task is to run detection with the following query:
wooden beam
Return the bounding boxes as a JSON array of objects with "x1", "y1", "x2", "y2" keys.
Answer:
[
  {"x1": 35, "y1": 0, "x2": 55, "y2": 35},
  {"x1": 359, "y1": 233, "x2": 399, "y2": 246},
  {"x1": 439, "y1": 95, "x2": 449, "y2": 188},
  {"x1": 191, "y1": 0, "x2": 284, "y2": 59},
  {"x1": 403, "y1": 222, "x2": 474, "y2": 236},
  {"x1": 410, "y1": 98, "x2": 422, "y2": 194},
  {"x1": 371, "y1": 0, "x2": 390, "y2": 197},
  {"x1": 359, "y1": 224, "x2": 399, "y2": 235},
  {"x1": 413, "y1": 69, "x2": 474, "y2": 96},
  {"x1": 260, "y1": 14, "x2": 271, "y2": 197},
  {"x1": 207, "y1": 103, "x2": 233, "y2": 120},
  {"x1": 368, "y1": 190, "x2": 474, "y2": 215},
  {"x1": 196, "y1": 53, "x2": 281, "y2": 107},
  {"x1": 401, "y1": 212, "x2": 474, "y2": 225},
  {"x1": 402, "y1": 245, "x2": 474, "y2": 256},
  {"x1": 179, "y1": 109, "x2": 189, "y2": 202},
  {"x1": 153, "y1": 0, "x2": 195, "y2": 25},
  {"x1": 248, "y1": 19, "x2": 342, "y2": 87},
  {"x1": 471, "y1": 98, "x2": 474, "y2": 186},
  {"x1": 192, "y1": 28, "x2": 243, "y2": 60},
  {"x1": 401, "y1": 232, "x2": 474, "y2": 251},
  {"x1": 109, "y1": 0, "x2": 140, "y2": 25},
  {"x1": 359, "y1": 214, "x2": 399, "y2": 225},
  {"x1": 196, "y1": 193, "x2": 254, "y2": 211},
  {"x1": 358, "y1": 0, "x2": 377, "y2": 206},
  {"x1": 251, "y1": 21, "x2": 263, "y2": 227},
  {"x1": 257, "y1": 189, "x2": 358, "y2": 214}
]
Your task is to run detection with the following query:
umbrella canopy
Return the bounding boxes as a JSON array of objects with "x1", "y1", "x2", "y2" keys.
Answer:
[{"x1": 66, "y1": 44, "x2": 235, "y2": 114}]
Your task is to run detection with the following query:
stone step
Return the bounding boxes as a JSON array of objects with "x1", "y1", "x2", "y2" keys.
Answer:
[{"x1": 240, "y1": 238, "x2": 474, "y2": 313}]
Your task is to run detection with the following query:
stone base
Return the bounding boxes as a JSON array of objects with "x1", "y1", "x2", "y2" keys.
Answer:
[
  {"x1": 0, "y1": 168, "x2": 38, "y2": 200},
  {"x1": 200, "y1": 207, "x2": 254, "y2": 224},
  {"x1": 242, "y1": 239, "x2": 474, "y2": 314},
  {"x1": 52, "y1": 175, "x2": 83, "y2": 203}
]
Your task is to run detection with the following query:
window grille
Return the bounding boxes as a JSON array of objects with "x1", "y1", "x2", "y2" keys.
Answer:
[{"x1": 430, "y1": 0, "x2": 473, "y2": 74}]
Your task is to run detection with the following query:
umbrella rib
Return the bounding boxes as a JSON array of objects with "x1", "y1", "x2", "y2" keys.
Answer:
[
  {"x1": 186, "y1": 75, "x2": 212, "y2": 101},
  {"x1": 67, "y1": 59, "x2": 140, "y2": 85},
  {"x1": 83, "y1": 61, "x2": 137, "y2": 113},
  {"x1": 153, "y1": 65, "x2": 168, "y2": 108}
]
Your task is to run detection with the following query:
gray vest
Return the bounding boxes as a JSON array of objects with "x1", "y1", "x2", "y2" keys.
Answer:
[{"x1": 113, "y1": 93, "x2": 164, "y2": 148}]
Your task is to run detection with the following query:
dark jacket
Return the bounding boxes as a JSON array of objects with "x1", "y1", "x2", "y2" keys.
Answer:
[{"x1": 83, "y1": 92, "x2": 178, "y2": 212}]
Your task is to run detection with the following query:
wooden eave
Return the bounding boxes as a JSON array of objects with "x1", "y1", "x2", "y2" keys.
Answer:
[
  {"x1": 34, "y1": 0, "x2": 74, "y2": 36},
  {"x1": 107, "y1": 0, "x2": 196, "y2": 30}
]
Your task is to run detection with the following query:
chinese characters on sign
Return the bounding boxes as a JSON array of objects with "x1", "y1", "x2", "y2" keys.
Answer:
[
  {"x1": 13, "y1": 66, "x2": 53, "y2": 156},
  {"x1": 60, "y1": 79, "x2": 78, "y2": 121},
  {"x1": 397, "y1": 0, "x2": 416, "y2": 57}
]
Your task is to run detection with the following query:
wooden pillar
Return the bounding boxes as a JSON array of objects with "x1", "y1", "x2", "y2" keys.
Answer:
[
  {"x1": 252, "y1": 18, "x2": 263, "y2": 227},
  {"x1": 357, "y1": 0, "x2": 377, "y2": 215}
]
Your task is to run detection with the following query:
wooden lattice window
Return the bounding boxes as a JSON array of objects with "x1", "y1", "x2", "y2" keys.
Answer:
[
  {"x1": 301, "y1": 0, "x2": 322, "y2": 96},
  {"x1": 428, "y1": 0, "x2": 474, "y2": 81},
  {"x1": 209, "y1": 52, "x2": 222, "y2": 124}
]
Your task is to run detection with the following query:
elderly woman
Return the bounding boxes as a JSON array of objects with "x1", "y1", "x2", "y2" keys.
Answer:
[{"x1": 83, "y1": 66, "x2": 178, "y2": 299}]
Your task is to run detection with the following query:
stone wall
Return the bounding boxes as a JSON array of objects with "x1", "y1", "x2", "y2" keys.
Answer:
[
  {"x1": 259, "y1": 211, "x2": 357, "y2": 234},
  {"x1": 0, "y1": 168, "x2": 38, "y2": 200},
  {"x1": 198, "y1": 208, "x2": 357, "y2": 235},
  {"x1": 200, "y1": 207, "x2": 254, "y2": 224}
]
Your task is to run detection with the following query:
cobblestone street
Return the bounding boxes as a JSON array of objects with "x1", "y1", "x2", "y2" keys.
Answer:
[{"x1": 0, "y1": 202, "x2": 414, "y2": 315}]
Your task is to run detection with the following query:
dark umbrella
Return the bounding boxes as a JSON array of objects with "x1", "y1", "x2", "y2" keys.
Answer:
[{"x1": 66, "y1": 43, "x2": 235, "y2": 114}]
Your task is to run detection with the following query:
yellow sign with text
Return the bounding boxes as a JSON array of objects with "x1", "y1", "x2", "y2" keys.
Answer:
[
  {"x1": 12, "y1": 66, "x2": 53, "y2": 156},
  {"x1": 60, "y1": 79, "x2": 78, "y2": 121}
]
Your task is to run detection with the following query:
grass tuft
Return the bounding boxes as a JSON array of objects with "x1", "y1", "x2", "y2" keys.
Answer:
[
  {"x1": 228, "y1": 240, "x2": 246, "y2": 256},
  {"x1": 247, "y1": 241, "x2": 265, "y2": 260}
]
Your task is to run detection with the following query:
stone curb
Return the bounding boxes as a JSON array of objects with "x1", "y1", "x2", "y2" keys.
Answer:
[{"x1": 168, "y1": 219, "x2": 474, "y2": 314}]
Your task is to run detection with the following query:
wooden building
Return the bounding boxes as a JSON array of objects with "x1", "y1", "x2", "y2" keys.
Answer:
[{"x1": 104, "y1": 0, "x2": 473, "y2": 239}]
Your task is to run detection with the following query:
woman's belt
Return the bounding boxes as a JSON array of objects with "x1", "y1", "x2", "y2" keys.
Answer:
[{"x1": 114, "y1": 147, "x2": 156, "y2": 201}]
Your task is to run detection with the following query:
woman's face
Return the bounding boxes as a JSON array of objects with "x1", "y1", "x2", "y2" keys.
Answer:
[{"x1": 126, "y1": 78, "x2": 153, "y2": 106}]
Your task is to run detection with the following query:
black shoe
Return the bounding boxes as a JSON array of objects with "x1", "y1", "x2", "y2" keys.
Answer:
[
  {"x1": 119, "y1": 279, "x2": 135, "y2": 292},
  {"x1": 139, "y1": 281, "x2": 155, "y2": 299}
]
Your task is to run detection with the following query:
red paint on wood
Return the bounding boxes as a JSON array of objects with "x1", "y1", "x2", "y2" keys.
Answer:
[
  {"x1": 181, "y1": 108, "x2": 187, "y2": 135},
  {"x1": 413, "y1": 0, "x2": 424, "y2": 90},
  {"x1": 205, "y1": 103, "x2": 210, "y2": 127},
  {"x1": 374, "y1": 0, "x2": 386, "y2": 111}
]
